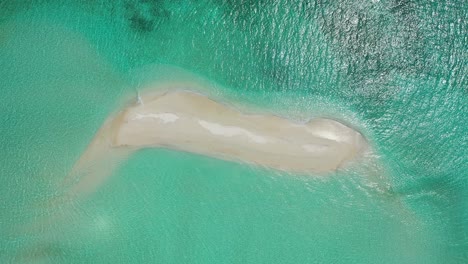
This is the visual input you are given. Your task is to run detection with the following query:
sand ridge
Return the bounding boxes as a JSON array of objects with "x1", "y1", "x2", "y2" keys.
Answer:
[
  {"x1": 62, "y1": 85, "x2": 368, "y2": 196},
  {"x1": 114, "y1": 90, "x2": 368, "y2": 172}
]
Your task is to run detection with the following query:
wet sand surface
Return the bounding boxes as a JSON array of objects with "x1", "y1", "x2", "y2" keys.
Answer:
[{"x1": 65, "y1": 87, "x2": 368, "y2": 195}]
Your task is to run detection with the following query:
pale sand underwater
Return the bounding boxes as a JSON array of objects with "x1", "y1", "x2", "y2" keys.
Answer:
[
  {"x1": 65, "y1": 79, "x2": 369, "y2": 197},
  {"x1": 16, "y1": 74, "x2": 393, "y2": 264}
]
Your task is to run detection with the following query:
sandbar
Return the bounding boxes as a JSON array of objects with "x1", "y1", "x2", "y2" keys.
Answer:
[
  {"x1": 115, "y1": 90, "x2": 367, "y2": 172},
  {"x1": 64, "y1": 85, "x2": 368, "y2": 196}
]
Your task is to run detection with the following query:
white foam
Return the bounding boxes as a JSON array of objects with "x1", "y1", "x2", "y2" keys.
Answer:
[
  {"x1": 133, "y1": 113, "x2": 179, "y2": 123},
  {"x1": 198, "y1": 120, "x2": 269, "y2": 144}
]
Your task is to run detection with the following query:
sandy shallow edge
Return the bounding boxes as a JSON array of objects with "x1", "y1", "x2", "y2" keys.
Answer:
[{"x1": 62, "y1": 88, "x2": 368, "y2": 195}]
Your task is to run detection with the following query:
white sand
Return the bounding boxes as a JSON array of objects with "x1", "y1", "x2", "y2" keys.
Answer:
[
  {"x1": 63, "y1": 84, "x2": 368, "y2": 195},
  {"x1": 115, "y1": 90, "x2": 367, "y2": 171}
]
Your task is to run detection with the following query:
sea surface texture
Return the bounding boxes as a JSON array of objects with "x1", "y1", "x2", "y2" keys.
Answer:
[{"x1": 0, "y1": 1, "x2": 467, "y2": 263}]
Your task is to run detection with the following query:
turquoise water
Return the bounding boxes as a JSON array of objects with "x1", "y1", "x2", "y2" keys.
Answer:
[{"x1": 0, "y1": 1, "x2": 466, "y2": 263}]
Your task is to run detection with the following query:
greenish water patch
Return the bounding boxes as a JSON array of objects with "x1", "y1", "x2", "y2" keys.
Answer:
[{"x1": 1, "y1": 0, "x2": 466, "y2": 263}]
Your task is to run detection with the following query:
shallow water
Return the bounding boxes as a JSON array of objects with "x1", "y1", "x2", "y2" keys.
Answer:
[{"x1": 0, "y1": 1, "x2": 467, "y2": 263}]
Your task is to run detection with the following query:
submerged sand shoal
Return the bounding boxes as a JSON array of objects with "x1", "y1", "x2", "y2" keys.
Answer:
[{"x1": 64, "y1": 81, "x2": 369, "y2": 195}]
